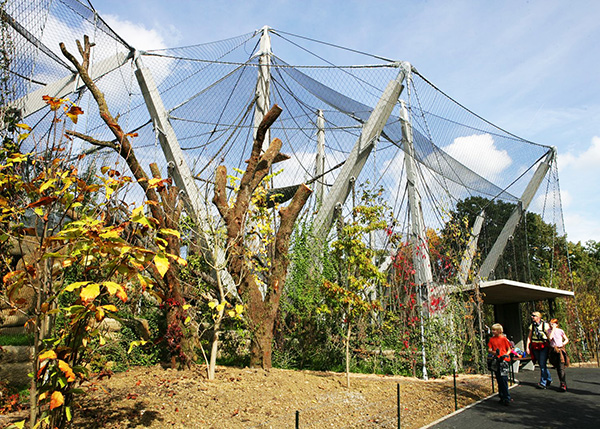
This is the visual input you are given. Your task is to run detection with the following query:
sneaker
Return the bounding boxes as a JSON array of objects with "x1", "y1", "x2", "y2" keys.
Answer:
[
  {"x1": 503, "y1": 400, "x2": 510, "y2": 406},
  {"x1": 560, "y1": 384, "x2": 567, "y2": 392},
  {"x1": 536, "y1": 383, "x2": 546, "y2": 389}
]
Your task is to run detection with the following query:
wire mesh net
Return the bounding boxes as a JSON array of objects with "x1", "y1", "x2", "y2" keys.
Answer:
[{"x1": 2, "y1": 0, "x2": 565, "y2": 286}]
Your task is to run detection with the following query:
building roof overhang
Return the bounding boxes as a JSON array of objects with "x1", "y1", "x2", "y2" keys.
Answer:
[{"x1": 465, "y1": 279, "x2": 574, "y2": 305}]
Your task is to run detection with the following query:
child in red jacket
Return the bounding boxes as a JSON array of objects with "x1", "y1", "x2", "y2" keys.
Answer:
[{"x1": 488, "y1": 323, "x2": 513, "y2": 406}]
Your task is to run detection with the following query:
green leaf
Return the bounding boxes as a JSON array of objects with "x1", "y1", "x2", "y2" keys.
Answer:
[{"x1": 65, "y1": 405, "x2": 72, "y2": 421}]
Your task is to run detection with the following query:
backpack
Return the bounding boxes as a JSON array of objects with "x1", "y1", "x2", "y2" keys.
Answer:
[{"x1": 531, "y1": 321, "x2": 550, "y2": 342}]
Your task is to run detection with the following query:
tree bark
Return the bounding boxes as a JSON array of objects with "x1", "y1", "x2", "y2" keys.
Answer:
[
  {"x1": 61, "y1": 37, "x2": 194, "y2": 368},
  {"x1": 213, "y1": 105, "x2": 312, "y2": 369}
]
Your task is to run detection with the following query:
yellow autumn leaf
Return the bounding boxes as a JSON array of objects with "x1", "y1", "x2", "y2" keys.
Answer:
[
  {"x1": 235, "y1": 304, "x2": 244, "y2": 314},
  {"x1": 101, "y1": 304, "x2": 118, "y2": 312},
  {"x1": 216, "y1": 303, "x2": 225, "y2": 312},
  {"x1": 58, "y1": 360, "x2": 76, "y2": 382},
  {"x1": 147, "y1": 177, "x2": 163, "y2": 187},
  {"x1": 137, "y1": 273, "x2": 150, "y2": 289},
  {"x1": 15, "y1": 123, "x2": 31, "y2": 131},
  {"x1": 131, "y1": 205, "x2": 152, "y2": 227},
  {"x1": 99, "y1": 229, "x2": 121, "y2": 239},
  {"x1": 39, "y1": 179, "x2": 56, "y2": 193},
  {"x1": 80, "y1": 283, "x2": 100, "y2": 303},
  {"x1": 167, "y1": 252, "x2": 187, "y2": 266},
  {"x1": 50, "y1": 391, "x2": 64, "y2": 410},
  {"x1": 207, "y1": 301, "x2": 217, "y2": 309},
  {"x1": 227, "y1": 310, "x2": 235, "y2": 317},
  {"x1": 64, "y1": 281, "x2": 91, "y2": 292},
  {"x1": 154, "y1": 253, "x2": 169, "y2": 278},
  {"x1": 38, "y1": 392, "x2": 48, "y2": 401},
  {"x1": 159, "y1": 228, "x2": 180, "y2": 238},
  {"x1": 38, "y1": 350, "x2": 57, "y2": 361},
  {"x1": 103, "y1": 281, "x2": 128, "y2": 303}
]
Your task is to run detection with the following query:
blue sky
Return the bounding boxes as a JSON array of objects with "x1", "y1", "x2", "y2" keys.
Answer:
[{"x1": 92, "y1": 0, "x2": 600, "y2": 244}]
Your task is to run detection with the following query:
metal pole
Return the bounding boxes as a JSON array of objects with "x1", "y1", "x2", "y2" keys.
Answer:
[
  {"x1": 296, "y1": 410, "x2": 299, "y2": 429},
  {"x1": 397, "y1": 383, "x2": 401, "y2": 429},
  {"x1": 313, "y1": 62, "x2": 409, "y2": 236},
  {"x1": 254, "y1": 26, "x2": 272, "y2": 152},
  {"x1": 478, "y1": 148, "x2": 556, "y2": 280},
  {"x1": 491, "y1": 371, "x2": 495, "y2": 393},
  {"x1": 453, "y1": 369, "x2": 458, "y2": 411},
  {"x1": 316, "y1": 109, "x2": 325, "y2": 208}
]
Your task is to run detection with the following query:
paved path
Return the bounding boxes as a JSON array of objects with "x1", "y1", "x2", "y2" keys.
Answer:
[{"x1": 429, "y1": 366, "x2": 600, "y2": 429}]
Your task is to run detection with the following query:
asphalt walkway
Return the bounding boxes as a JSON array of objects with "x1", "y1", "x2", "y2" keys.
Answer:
[{"x1": 428, "y1": 366, "x2": 600, "y2": 429}]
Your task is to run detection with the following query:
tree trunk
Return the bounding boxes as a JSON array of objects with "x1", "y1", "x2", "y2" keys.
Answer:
[
  {"x1": 208, "y1": 317, "x2": 222, "y2": 380},
  {"x1": 213, "y1": 105, "x2": 312, "y2": 370},
  {"x1": 61, "y1": 40, "x2": 195, "y2": 368},
  {"x1": 345, "y1": 320, "x2": 352, "y2": 388},
  {"x1": 249, "y1": 309, "x2": 276, "y2": 369}
]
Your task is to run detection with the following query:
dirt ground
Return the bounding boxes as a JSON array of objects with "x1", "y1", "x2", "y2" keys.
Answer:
[{"x1": 54, "y1": 365, "x2": 494, "y2": 429}]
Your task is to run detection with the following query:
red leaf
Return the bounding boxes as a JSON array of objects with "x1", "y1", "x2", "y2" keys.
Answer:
[{"x1": 27, "y1": 196, "x2": 58, "y2": 208}]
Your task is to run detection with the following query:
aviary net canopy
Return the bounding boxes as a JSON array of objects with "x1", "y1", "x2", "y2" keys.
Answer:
[{"x1": 2, "y1": 0, "x2": 564, "y2": 249}]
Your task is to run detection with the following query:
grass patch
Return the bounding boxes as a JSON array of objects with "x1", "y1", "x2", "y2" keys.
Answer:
[{"x1": 0, "y1": 333, "x2": 34, "y2": 346}]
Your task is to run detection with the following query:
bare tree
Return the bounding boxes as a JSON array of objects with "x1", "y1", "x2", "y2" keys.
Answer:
[{"x1": 213, "y1": 105, "x2": 312, "y2": 368}]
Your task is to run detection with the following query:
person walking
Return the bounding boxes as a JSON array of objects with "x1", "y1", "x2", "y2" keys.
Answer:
[
  {"x1": 488, "y1": 323, "x2": 513, "y2": 406},
  {"x1": 526, "y1": 311, "x2": 552, "y2": 389},
  {"x1": 548, "y1": 318, "x2": 570, "y2": 392}
]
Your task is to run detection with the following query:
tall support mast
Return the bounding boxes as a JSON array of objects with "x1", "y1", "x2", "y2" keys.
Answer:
[
  {"x1": 254, "y1": 26, "x2": 272, "y2": 152},
  {"x1": 400, "y1": 98, "x2": 433, "y2": 380},
  {"x1": 313, "y1": 62, "x2": 410, "y2": 237},
  {"x1": 478, "y1": 148, "x2": 556, "y2": 280},
  {"x1": 315, "y1": 109, "x2": 326, "y2": 208},
  {"x1": 134, "y1": 54, "x2": 204, "y2": 221},
  {"x1": 133, "y1": 53, "x2": 234, "y2": 289},
  {"x1": 399, "y1": 100, "x2": 433, "y2": 289},
  {"x1": 458, "y1": 211, "x2": 485, "y2": 286}
]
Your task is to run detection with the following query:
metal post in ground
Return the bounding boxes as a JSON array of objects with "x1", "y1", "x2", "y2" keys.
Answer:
[
  {"x1": 296, "y1": 410, "x2": 299, "y2": 429},
  {"x1": 491, "y1": 371, "x2": 495, "y2": 393},
  {"x1": 397, "y1": 383, "x2": 401, "y2": 428},
  {"x1": 453, "y1": 369, "x2": 458, "y2": 411}
]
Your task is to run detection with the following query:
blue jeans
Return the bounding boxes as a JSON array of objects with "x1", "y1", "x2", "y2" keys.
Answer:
[
  {"x1": 533, "y1": 346, "x2": 552, "y2": 386},
  {"x1": 495, "y1": 370, "x2": 511, "y2": 402}
]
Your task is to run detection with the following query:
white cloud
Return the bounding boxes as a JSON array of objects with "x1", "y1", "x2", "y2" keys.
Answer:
[
  {"x1": 558, "y1": 136, "x2": 600, "y2": 171},
  {"x1": 102, "y1": 15, "x2": 167, "y2": 51},
  {"x1": 564, "y1": 213, "x2": 600, "y2": 245},
  {"x1": 442, "y1": 133, "x2": 512, "y2": 182}
]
